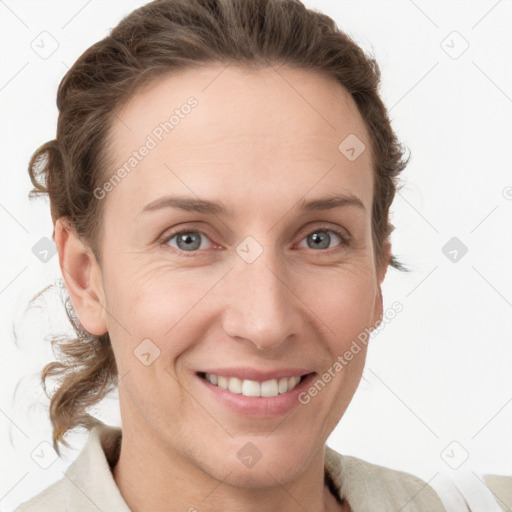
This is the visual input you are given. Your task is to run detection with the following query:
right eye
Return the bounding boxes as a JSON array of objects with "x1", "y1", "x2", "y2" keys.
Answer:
[{"x1": 161, "y1": 229, "x2": 214, "y2": 253}]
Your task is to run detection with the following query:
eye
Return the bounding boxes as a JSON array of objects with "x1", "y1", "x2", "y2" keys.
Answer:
[
  {"x1": 162, "y1": 230, "x2": 213, "y2": 252},
  {"x1": 160, "y1": 225, "x2": 350, "y2": 255},
  {"x1": 297, "y1": 227, "x2": 350, "y2": 252}
]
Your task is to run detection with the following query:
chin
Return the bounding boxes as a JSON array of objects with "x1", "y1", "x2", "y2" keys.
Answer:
[{"x1": 203, "y1": 434, "x2": 318, "y2": 489}]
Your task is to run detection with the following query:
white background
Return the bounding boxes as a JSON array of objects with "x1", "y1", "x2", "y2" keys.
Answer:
[{"x1": 1, "y1": 0, "x2": 511, "y2": 510}]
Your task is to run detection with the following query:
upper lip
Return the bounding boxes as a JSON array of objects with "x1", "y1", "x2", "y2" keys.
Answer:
[{"x1": 198, "y1": 367, "x2": 314, "y2": 381}]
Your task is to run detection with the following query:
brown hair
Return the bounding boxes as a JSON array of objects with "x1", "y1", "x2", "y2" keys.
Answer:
[{"x1": 27, "y1": 0, "x2": 409, "y2": 454}]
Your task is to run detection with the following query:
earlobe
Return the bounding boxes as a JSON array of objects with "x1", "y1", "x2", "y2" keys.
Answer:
[{"x1": 54, "y1": 217, "x2": 108, "y2": 336}]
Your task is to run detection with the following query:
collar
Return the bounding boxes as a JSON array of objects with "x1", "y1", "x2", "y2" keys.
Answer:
[{"x1": 63, "y1": 422, "x2": 130, "y2": 511}]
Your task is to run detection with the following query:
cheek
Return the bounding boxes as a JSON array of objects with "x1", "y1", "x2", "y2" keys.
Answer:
[
  {"x1": 303, "y1": 267, "x2": 378, "y2": 349},
  {"x1": 101, "y1": 264, "x2": 210, "y2": 360}
]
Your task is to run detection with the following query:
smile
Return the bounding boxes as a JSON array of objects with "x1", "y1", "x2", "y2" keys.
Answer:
[{"x1": 204, "y1": 373, "x2": 303, "y2": 397}]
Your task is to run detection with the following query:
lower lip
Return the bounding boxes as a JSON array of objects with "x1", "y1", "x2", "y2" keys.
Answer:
[{"x1": 196, "y1": 372, "x2": 316, "y2": 418}]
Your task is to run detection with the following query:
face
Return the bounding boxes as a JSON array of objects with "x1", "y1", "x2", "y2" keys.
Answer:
[{"x1": 68, "y1": 64, "x2": 388, "y2": 488}]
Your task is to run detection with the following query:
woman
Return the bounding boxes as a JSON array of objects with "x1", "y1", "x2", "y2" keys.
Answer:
[{"x1": 13, "y1": 0, "x2": 510, "y2": 511}]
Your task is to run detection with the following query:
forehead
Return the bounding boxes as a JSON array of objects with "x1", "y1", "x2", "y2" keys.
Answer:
[{"x1": 104, "y1": 64, "x2": 373, "y2": 216}]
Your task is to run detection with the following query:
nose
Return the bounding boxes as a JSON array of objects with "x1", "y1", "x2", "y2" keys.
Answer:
[{"x1": 221, "y1": 247, "x2": 304, "y2": 351}]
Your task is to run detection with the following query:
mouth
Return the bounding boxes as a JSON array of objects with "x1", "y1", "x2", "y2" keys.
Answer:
[
  {"x1": 195, "y1": 369, "x2": 316, "y2": 417},
  {"x1": 197, "y1": 371, "x2": 310, "y2": 398}
]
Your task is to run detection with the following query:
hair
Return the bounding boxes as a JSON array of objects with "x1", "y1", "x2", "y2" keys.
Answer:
[{"x1": 27, "y1": 0, "x2": 409, "y2": 454}]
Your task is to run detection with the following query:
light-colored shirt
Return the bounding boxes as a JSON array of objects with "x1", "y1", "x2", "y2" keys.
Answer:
[{"x1": 13, "y1": 422, "x2": 511, "y2": 511}]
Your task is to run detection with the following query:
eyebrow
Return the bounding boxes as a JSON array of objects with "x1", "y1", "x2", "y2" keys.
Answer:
[{"x1": 138, "y1": 193, "x2": 366, "y2": 218}]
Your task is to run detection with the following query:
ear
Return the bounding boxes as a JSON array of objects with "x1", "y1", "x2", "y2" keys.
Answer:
[
  {"x1": 372, "y1": 239, "x2": 392, "y2": 330},
  {"x1": 54, "y1": 217, "x2": 108, "y2": 336}
]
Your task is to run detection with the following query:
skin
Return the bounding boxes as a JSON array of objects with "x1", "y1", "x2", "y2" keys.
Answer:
[{"x1": 55, "y1": 64, "x2": 391, "y2": 512}]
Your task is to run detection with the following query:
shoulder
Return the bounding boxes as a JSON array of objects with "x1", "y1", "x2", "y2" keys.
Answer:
[
  {"x1": 325, "y1": 445, "x2": 447, "y2": 511},
  {"x1": 13, "y1": 423, "x2": 125, "y2": 512},
  {"x1": 13, "y1": 477, "x2": 66, "y2": 512},
  {"x1": 482, "y1": 474, "x2": 512, "y2": 511}
]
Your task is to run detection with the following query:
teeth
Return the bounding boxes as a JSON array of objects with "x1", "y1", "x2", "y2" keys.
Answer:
[
  {"x1": 261, "y1": 379, "x2": 278, "y2": 397},
  {"x1": 205, "y1": 373, "x2": 303, "y2": 397},
  {"x1": 228, "y1": 377, "x2": 242, "y2": 394},
  {"x1": 217, "y1": 375, "x2": 228, "y2": 390}
]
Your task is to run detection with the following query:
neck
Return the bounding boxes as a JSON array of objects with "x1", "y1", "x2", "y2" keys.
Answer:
[{"x1": 112, "y1": 423, "x2": 343, "y2": 512}]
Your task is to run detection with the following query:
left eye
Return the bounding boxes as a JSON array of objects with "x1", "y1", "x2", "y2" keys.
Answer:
[
  {"x1": 297, "y1": 229, "x2": 347, "y2": 251},
  {"x1": 162, "y1": 228, "x2": 348, "y2": 253}
]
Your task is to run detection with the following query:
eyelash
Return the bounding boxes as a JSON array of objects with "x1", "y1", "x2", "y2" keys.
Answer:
[{"x1": 159, "y1": 224, "x2": 351, "y2": 256}]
